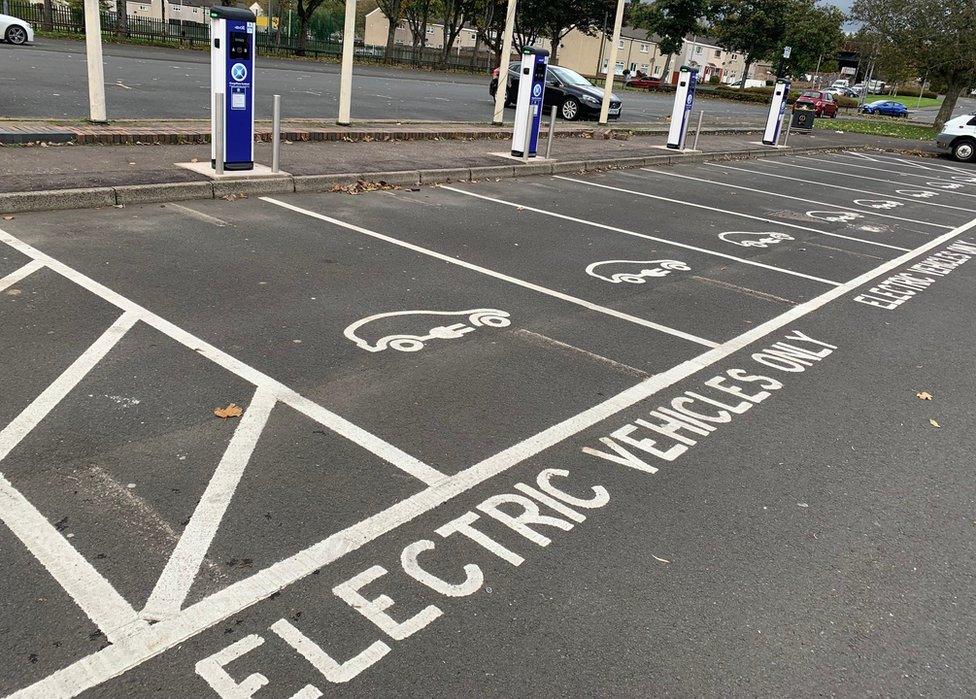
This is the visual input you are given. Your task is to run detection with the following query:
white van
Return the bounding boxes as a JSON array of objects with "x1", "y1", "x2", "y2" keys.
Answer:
[
  {"x1": 935, "y1": 113, "x2": 976, "y2": 162},
  {"x1": 830, "y1": 79, "x2": 850, "y2": 89}
]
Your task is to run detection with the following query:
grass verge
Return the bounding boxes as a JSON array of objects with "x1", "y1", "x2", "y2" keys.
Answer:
[{"x1": 815, "y1": 118, "x2": 938, "y2": 141}]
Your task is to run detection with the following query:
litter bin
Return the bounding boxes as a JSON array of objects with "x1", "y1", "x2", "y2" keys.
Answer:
[{"x1": 791, "y1": 104, "x2": 816, "y2": 132}]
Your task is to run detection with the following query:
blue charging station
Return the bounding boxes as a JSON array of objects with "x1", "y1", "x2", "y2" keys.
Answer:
[
  {"x1": 511, "y1": 47, "x2": 549, "y2": 158},
  {"x1": 210, "y1": 6, "x2": 256, "y2": 171},
  {"x1": 762, "y1": 79, "x2": 791, "y2": 146},
  {"x1": 666, "y1": 66, "x2": 698, "y2": 150}
]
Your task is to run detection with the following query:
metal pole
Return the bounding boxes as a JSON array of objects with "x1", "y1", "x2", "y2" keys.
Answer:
[
  {"x1": 782, "y1": 110, "x2": 793, "y2": 146},
  {"x1": 916, "y1": 69, "x2": 928, "y2": 109},
  {"x1": 522, "y1": 100, "x2": 534, "y2": 163},
  {"x1": 214, "y1": 92, "x2": 224, "y2": 175},
  {"x1": 271, "y1": 94, "x2": 282, "y2": 173},
  {"x1": 545, "y1": 105, "x2": 557, "y2": 160},
  {"x1": 692, "y1": 110, "x2": 704, "y2": 151},
  {"x1": 337, "y1": 0, "x2": 357, "y2": 125},
  {"x1": 83, "y1": 0, "x2": 107, "y2": 123},
  {"x1": 598, "y1": 0, "x2": 626, "y2": 125},
  {"x1": 776, "y1": 110, "x2": 786, "y2": 147},
  {"x1": 491, "y1": 0, "x2": 517, "y2": 125}
]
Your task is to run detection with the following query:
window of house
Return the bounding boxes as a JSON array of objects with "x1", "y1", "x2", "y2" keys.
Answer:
[
  {"x1": 715, "y1": 49, "x2": 721, "y2": 57},
  {"x1": 652, "y1": 65, "x2": 661, "y2": 76},
  {"x1": 640, "y1": 43, "x2": 648, "y2": 53},
  {"x1": 695, "y1": 46, "x2": 702, "y2": 54},
  {"x1": 618, "y1": 39, "x2": 624, "y2": 49}
]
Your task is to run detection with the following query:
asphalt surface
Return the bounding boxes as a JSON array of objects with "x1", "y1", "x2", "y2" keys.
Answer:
[
  {"x1": 0, "y1": 38, "x2": 773, "y2": 122},
  {"x1": 1, "y1": 151, "x2": 976, "y2": 697}
]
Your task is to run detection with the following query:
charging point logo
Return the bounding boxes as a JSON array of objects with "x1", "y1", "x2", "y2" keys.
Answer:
[{"x1": 231, "y1": 63, "x2": 248, "y2": 82}]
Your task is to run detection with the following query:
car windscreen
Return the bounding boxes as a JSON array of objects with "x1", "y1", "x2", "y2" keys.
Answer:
[
  {"x1": 549, "y1": 66, "x2": 592, "y2": 87},
  {"x1": 800, "y1": 91, "x2": 822, "y2": 98}
]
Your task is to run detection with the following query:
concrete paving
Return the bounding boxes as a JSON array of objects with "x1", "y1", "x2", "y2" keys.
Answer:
[{"x1": 1, "y1": 151, "x2": 975, "y2": 697}]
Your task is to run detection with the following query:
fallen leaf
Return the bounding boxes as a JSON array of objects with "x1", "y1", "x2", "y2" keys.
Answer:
[
  {"x1": 2, "y1": 215, "x2": 13, "y2": 220},
  {"x1": 651, "y1": 555, "x2": 670, "y2": 564},
  {"x1": 916, "y1": 391, "x2": 933, "y2": 400},
  {"x1": 929, "y1": 419, "x2": 940, "y2": 428},
  {"x1": 214, "y1": 403, "x2": 243, "y2": 419}
]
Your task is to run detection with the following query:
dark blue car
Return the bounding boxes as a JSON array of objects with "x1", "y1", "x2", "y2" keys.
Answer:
[{"x1": 860, "y1": 100, "x2": 909, "y2": 117}]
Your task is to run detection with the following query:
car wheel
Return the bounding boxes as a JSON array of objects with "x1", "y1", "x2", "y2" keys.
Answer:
[
  {"x1": 830, "y1": 110, "x2": 837, "y2": 119},
  {"x1": 561, "y1": 97, "x2": 581, "y2": 121},
  {"x1": 952, "y1": 138, "x2": 976, "y2": 163},
  {"x1": 5, "y1": 25, "x2": 28, "y2": 45}
]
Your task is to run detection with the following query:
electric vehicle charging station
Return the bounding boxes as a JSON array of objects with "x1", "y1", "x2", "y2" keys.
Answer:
[
  {"x1": 210, "y1": 6, "x2": 256, "y2": 171},
  {"x1": 666, "y1": 66, "x2": 698, "y2": 150},
  {"x1": 762, "y1": 79, "x2": 791, "y2": 146},
  {"x1": 511, "y1": 47, "x2": 550, "y2": 159}
]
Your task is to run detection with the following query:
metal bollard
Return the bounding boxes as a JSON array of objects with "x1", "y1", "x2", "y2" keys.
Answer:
[
  {"x1": 782, "y1": 110, "x2": 793, "y2": 147},
  {"x1": 214, "y1": 92, "x2": 224, "y2": 175},
  {"x1": 272, "y1": 94, "x2": 282, "y2": 173},
  {"x1": 545, "y1": 105, "x2": 557, "y2": 160},
  {"x1": 692, "y1": 110, "x2": 704, "y2": 151},
  {"x1": 522, "y1": 102, "x2": 535, "y2": 164}
]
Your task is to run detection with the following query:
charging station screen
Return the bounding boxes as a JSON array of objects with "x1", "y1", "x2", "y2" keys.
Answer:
[{"x1": 229, "y1": 32, "x2": 251, "y2": 60}]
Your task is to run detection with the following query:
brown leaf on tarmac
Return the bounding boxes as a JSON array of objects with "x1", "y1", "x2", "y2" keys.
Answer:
[
  {"x1": 929, "y1": 419, "x2": 940, "y2": 428},
  {"x1": 916, "y1": 391, "x2": 933, "y2": 400},
  {"x1": 214, "y1": 403, "x2": 244, "y2": 419}
]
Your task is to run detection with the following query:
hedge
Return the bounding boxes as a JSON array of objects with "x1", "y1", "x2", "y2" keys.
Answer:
[{"x1": 713, "y1": 85, "x2": 857, "y2": 108}]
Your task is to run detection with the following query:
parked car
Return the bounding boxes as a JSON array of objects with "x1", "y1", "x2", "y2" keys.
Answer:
[
  {"x1": 0, "y1": 13, "x2": 33, "y2": 45},
  {"x1": 794, "y1": 90, "x2": 838, "y2": 118},
  {"x1": 830, "y1": 79, "x2": 850, "y2": 89},
  {"x1": 935, "y1": 112, "x2": 976, "y2": 162},
  {"x1": 859, "y1": 100, "x2": 909, "y2": 117},
  {"x1": 490, "y1": 64, "x2": 622, "y2": 121},
  {"x1": 625, "y1": 75, "x2": 662, "y2": 90}
]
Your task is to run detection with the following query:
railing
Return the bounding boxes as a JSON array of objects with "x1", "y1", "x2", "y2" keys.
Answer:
[{"x1": 8, "y1": 0, "x2": 495, "y2": 72}]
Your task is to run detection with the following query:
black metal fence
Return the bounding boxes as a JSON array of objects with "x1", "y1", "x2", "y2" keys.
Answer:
[{"x1": 9, "y1": 0, "x2": 495, "y2": 72}]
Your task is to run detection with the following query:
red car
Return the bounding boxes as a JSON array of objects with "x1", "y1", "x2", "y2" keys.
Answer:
[
  {"x1": 794, "y1": 90, "x2": 838, "y2": 118},
  {"x1": 625, "y1": 76, "x2": 662, "y2": 90}
]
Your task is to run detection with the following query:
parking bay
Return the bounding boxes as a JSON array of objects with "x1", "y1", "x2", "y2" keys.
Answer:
[{"x1": 2, "y1": 152, "x2": 976, "y2": 696}]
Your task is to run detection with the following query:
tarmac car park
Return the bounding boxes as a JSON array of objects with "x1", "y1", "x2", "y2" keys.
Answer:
[{"x1": 2, "y1": 149, "x2": 976, "y2": 697}]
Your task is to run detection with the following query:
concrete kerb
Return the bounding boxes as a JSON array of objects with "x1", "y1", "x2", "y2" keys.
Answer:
[
  {"x1": 0, "y1": 144, "x2": 856, "y2": 214},
  {"x1": 114, "y1": 181, "x2": 215, "y2": 205}
]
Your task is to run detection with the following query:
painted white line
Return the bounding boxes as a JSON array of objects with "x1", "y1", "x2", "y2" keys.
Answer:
[
  {"x1": 514, "y1": 328, "x2": 649, "y2": 379},
  {"x1": 0, "y1": 228, "x2": 443, "y2": 488},
  {"x1": 260, "y1": 197, "x2": 720, "y2": 349},
  {"x1": 840, "y1": 152, "x2": 974, "y2": 175},
  {"x1": 0, "y1": 259, "x2": 45, "y2": 292},
  {"x1": 142, "y1": 387, "x2": 277, "y2": 621},
  {"x1": 0, "y1": 311, "x2": 148, "y2": 644},
  {"x1": 798, "y1": 156, "x2": 976, "y2": 199},
  {"x1": 708, "y1": 163, "x2": 954, "y2": 229},
  {"x1": 633, "y1": 169, "x2": 915, "y2": 249},
  {"x1": 18, "y1": 212, "x2": 976, "y2": 699},
  {"x1": 482, "y1": 179, "x2": 844, "y2": 286},
  {"x1": 756, "y1": 160, "x2": 976, "y2": 213}
]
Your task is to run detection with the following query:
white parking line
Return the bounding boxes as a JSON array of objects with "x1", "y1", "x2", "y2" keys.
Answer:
[
  {"x1": 445, "y1": 182, "x2": 843, "y2": 286},
  {"x1": 260, "y1": 197, "x2": 720, "y2": 349},
  {"x1": 0, "y1": 311, "x2": 148, "y2": 644},
  {"x1": 0, "y1": 228, "x2": 443, "y2": 488},
  {"x1": 758, "y1": 160, "x2": 976, "y2": 213},
  {"x1": 798, "y1": 156, "x2": 976, "y2": 198},
  {"x1": 839, "y1": 151, "x2": 974, "y2": 175},
  {"x1": 0, "y1": 259, "x2": 45, "y2": 292},
  {"x1": 19, "y1": 211, "x2": 976, "y2": 699},
  {"x1": 631, "y1": 169, "x2": 915, "y2": 249},
  {"x1": 142, "y1": 386, "x2": 277, "y2": 621},
  {"x1": 709, "y1": 163, "x2": 955, "y2": 229}
]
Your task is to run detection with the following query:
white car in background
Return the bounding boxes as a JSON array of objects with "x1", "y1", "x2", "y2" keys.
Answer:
[{"x1": 0, "y1": 13, "x2": 34, "y2": 45}]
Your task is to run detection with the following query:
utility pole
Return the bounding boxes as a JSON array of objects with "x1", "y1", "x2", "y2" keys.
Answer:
[
  {"x1": 83, "y1": 0, "x2": 107, "y2": 123},
  {"x1": 491, "y1": 0, "x2": 517, "y2": 125},
  {"x1": 598, "y1": 0, "x2": 625, "y2": 125}
]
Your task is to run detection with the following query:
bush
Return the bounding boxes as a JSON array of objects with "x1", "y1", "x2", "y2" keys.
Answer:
[
  {"x1": 712, "y1": 84, "x2": 858, "y2": 109},
  {"x1": 708, "y1": 74, "x2": 721, "y2": 85}
]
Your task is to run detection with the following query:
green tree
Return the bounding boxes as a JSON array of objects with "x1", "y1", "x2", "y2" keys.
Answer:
[
  {"x1": 710, "y1": 0, "x2": 790, "y2": 87},
  {"x1": 779, "y1": 1, "x2": 845, "y2": 76},
  {"x1": 852, "y1": 0, "x2": 976, "y2": 128},
  {"x1": 376, "y1": 0, "x2": 406, "y2": 59},
  {"x1": 630, "y1": 0, "x2": 712, "y2": 84},
  {"x1": 513, "y1": 0, "x2": 611, "y2": 65}
]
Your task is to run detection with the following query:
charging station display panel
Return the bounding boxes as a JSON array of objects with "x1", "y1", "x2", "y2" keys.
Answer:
[
  {"x1": 762, "y1": 79, "x2": 791, "y2": 146},
  {"x1": 210, "y1": 6, "x2": 256, "y2": 170},
  {"x1": 511, "y1": 47, "x2": 550, "y2": 158},
  {"x1": 667, "y1": 66, "x2": 698, "y2": 149}
]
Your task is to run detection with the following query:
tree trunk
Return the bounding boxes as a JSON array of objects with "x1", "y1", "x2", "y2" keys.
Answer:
[
  {"x1": 384, "y1": 17, "x2": 397, "y2": 62},
  {"x1": 470, "y1": 31, "x2": 481, "y2": 67},
  {"x1": 660, "y1": 54, "x2": 672, "y2": 85},
  {"x1": 549, "y1": 30, "x2": 559, "y2": 65},
  {"x1": 740, "y1": 58, "x2": 752, "y2": 88},
  {"x1": 935, "y1": 80, "x2": 964, "y2": 130},
  {"x1": 115, "y1": 0, "x2": 127, "y2": 37},
  {"x1": 42, "y1": 0, "x2": 53, "y2": 31},
  {"x1": 297, "y1": 13, "x2": 307, "y2": 54}
]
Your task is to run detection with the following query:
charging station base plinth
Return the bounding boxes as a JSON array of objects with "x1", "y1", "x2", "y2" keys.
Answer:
[
  {"x1": 176, "y1": 161, "x2": 290, "y2": 179},
  {"x1": 651, "y1": 145, "x2": 701, "y2": 154}
]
